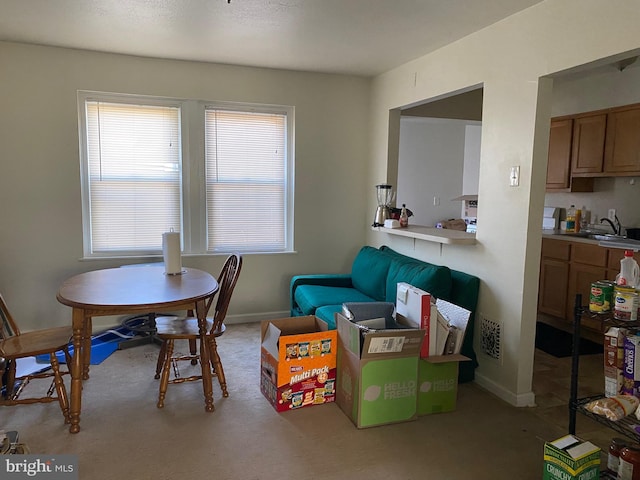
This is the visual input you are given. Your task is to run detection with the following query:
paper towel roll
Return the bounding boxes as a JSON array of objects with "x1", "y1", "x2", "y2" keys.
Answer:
[{"x1": 162, "y1": 231, "x2": 182, "y2": 275}]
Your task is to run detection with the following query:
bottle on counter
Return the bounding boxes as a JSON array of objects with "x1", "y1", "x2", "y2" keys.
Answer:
[
  {"x1": 610, "y1": 438, "x2": 631, "y2": 476},
  {"x1": 566, "y1": 205, "x2": 577, "y2": 233},
  {"x1": 399, "y1": 204, "x2": 409, "y2": 228},
  {"x1": 618, "y1": 444, "x2": 640, "y2": 480},
  {"x1": 579, "y1": 205, "x2": 590, "y2": 231}
]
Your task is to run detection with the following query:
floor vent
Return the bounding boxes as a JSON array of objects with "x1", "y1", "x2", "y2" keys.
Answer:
[{"x1": 480, "y1": 315, "x2": 501, "y2": 361}]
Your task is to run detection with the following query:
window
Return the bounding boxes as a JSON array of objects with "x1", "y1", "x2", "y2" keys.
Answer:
[{"x1": 78, "y1": 92, "x2": 294, "y2": 258}]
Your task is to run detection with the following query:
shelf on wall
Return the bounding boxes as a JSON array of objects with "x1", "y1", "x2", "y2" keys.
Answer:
[{"x1": 372, "y1": 225, "x2": 477, "y2": 245}]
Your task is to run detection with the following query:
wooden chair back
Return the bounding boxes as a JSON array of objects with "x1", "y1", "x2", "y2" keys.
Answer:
[
  {"x1": 209, "y1": 253, "x2": 243, "y2": 336},
  {"x1": 0, "y1": 294, "x2": 19, "y2": 340}
]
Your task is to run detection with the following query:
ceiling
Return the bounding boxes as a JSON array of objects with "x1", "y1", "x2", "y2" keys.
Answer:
[{"x1": 0, "y1": 0, "x2": 544, "y2": 77}]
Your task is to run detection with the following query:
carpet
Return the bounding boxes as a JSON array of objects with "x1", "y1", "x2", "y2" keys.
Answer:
[{"x1": 535, "y1": 321, "x2": 603, "y2": 357}]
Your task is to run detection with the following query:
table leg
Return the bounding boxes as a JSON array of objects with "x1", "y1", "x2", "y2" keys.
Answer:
[
  {"x1": 69, "y1": 308, "x2": 85, "y2": 434},
  {"x1": 196, "y1": 299, "x2": 215, "y2": 412}
]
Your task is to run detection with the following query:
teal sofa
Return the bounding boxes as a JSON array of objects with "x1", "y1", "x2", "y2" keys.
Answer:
[{"x1": 290, "y1": 245, "x2": 480, "y2": 382}]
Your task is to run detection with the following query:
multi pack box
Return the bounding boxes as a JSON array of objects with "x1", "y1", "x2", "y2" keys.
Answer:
[
  {"x1": 335, "y1": 312, "x2": 425, "y2": 428},
  {"x1": 260, "y1": 316, "x2": 337, "y2": 413},
  {"x1": 605, "y1": 326, "x2": 628, "y2": 397},
  {"x1": 543, "y1": 435, "x2": 600, "y2": 480},
  {"x1": 416, "y1": 298, "x2": 472, "y2": 415}
]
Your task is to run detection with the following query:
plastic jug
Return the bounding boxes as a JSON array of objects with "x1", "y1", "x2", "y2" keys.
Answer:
[{"x1": 617, "y1": 250, "x2": 640, "y2": 287}]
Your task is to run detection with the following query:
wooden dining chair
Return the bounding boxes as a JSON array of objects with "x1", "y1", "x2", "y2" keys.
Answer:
[
  {"x1": 154, "y1": 253, "x2": 242, "y2": 408},
  {"x1": 0, "y1": 294, "x2": 72, "y2": 423}
]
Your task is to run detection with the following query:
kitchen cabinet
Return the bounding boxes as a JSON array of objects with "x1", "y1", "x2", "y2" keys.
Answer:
[
  {"x1": 538, "y1": 237, "x2": 625, "y2": 334},
  {"x1": 538, "y1": 239, "x2": 570, "y2": 317},
  {"x1": 545, "y1": 117, "x2": 594, "y2": 192},
  {"x1": 547, "y1": 102, "x2": 640, "y2": 183},
  {"x1": 546, "y1": 118, "x2": 572, "y2": 190},
  {"x1": 570, "y1": 111, "x2": 607, "y2": 174},
  {"x1": 604, "y1": 103, "x2": 640, "y2": 174}
]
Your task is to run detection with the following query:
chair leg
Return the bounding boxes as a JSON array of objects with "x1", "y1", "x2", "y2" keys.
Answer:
[
  {"x1": 155, "y1": 340, "x2": 168, "y2": 380},
  {"x1": 6, "y1": 360, "x2": 16, "y2": 401},
  {"x1": 157, "y1": 340, "x2": 174, "y2": 408},
  {"x1": 209, "y1": 338, "x2": 228, "y2": 397},
  {"x1": 189, "y1": 338, "x2": 198, "y2": 365},
  {"x1": 50, "y1": 352, "x2": 70, "y2": 424}
]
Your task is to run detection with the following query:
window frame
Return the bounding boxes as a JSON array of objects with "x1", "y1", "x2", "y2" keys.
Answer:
[{"x1": 77, "y1": 91, "x2": 295, "y2": 259}]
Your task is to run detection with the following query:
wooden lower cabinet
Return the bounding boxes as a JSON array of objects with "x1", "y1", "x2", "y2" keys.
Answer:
[
  {"x1": 538, "y1": 238, "x2": 622, "y2": 335},
  {"x1": 538, "y1": 257, "x2": 569, "y2": 318}
]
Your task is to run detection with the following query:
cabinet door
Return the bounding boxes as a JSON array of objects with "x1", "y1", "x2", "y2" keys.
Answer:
[
  {"x1": 546, "y1": 118, "x2": 572, "y2": 190},
  {"x1": 604, "y1": 104, "x2": 640, "y2": 174},
  {"x1": 539, "y1": 257, "x2": 569, "y2": 318},
  {"x1": 567, "y1": 263, "x2": 607, "y2": 321},
  {"x1": 571, "y1": 113, "x2": 607, "y2": 174}
]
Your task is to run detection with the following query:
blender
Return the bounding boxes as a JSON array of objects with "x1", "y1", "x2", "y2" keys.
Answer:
[{"x1": 373, "y1": 184, "x2": 394, "y2": 226}]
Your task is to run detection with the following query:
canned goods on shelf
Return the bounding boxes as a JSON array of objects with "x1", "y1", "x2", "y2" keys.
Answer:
[
  {"x1": 590, "y1": 280, "x2": 614, "y2": 313},
  {"x1": 614, "y1": 285, "x2": 639, "y2": 322}
]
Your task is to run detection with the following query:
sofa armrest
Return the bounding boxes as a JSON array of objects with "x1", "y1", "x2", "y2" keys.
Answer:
[{"x1": 290, "y1": 274, "x2": 353, "y2": 316}]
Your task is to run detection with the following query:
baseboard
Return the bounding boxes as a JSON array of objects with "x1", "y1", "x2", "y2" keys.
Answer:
[
  {"x1": 474, "y1": 372, "x2": 536, "y2": 407},
  {"x1": 225, "y1": 310, "x2": 290, "y2": 324},
  {"x1": 90, "y1": 310, "x2": 289, "y2": 332}
]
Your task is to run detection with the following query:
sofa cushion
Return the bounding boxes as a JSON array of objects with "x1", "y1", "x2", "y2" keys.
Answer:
[
  {"x1": 384, "y1": 259, "x2": 452, "y2": 303},
  {"x1": 294, "y1": 285, "x2": 376, "y2": 316},
  {"x1": 314, "y1": 305, "x2": 343, "y2": 330},
  {"x1": 351, "y1": 246, "x2": 394, "y2": 301}
]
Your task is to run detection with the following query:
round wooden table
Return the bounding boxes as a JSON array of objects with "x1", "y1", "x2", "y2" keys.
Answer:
[{"x1": 57, "y1": 266, "x2": 218, "y2": 433}]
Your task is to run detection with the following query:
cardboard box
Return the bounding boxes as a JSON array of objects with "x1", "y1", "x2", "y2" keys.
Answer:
[
  {"x1": 543, "y1": 435, "x2": 600, "y2": 480},
  {"x1": 260, "y1": 316, "x2": 337, "y2": 412},
  {"x1": 417, "y1": 354, "x2": 471, "y2": 415},
  {"x1": 605, "y1": 326, "x2": 628, "y2": 397},
  {"x1": 623, "y1": 335, "x2": 640, "y2": 397},
  {"x1": 335, "y1": 312, "x2": 425, "y2": 428},
  {"x1": 396, "y1": 282, "x2": 439, "y2": 358}
]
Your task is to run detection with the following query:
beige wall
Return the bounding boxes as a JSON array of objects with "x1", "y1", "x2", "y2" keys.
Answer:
[
  {"x1": 0, "y1": 41, "x2": 371, "y2": 331},
  {"x1": 367, "y1": 0, "x2": 640, "y2": 406}
]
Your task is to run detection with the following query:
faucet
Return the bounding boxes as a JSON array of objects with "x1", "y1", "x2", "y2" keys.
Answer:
[{"x1": 600, "y1": 215, "x2": 622, "y2": 236}]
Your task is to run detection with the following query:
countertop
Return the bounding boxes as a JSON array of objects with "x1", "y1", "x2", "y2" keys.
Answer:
[{"x1": 542, "y1": 230, "x2": 640, "y2": 251}]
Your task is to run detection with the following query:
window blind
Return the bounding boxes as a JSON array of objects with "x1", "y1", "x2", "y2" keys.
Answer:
[
  {"x1": 85, "y1": 101, "x2": 182, "y2": 253},
  {"x1": 205, "y1": 109, "x2": 287, "y2": 253}
]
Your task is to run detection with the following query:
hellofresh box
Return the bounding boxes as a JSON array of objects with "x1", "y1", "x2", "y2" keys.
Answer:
[
  {"x1": 335, "y1": 312, "x2": 425, "y2": 428},
  {"x1": 417, "y1": 299, "x2": 471, "y2": 416},
  {"x1": 260, "y1": 316, "x2": 337, "y2": 412}
]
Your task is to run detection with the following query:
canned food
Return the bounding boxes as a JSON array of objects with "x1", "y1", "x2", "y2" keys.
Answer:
[
  {"x1": 614, "y1": 285, "x2": 639, "y2": 321},
  {"x1": 590, "y1": 280, "x2": 614, "y2": 313}
]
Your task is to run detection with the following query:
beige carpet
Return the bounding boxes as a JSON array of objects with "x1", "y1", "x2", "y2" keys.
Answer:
[{"x1": 1, "y1": 323, "x2": 602, "y2": 480}]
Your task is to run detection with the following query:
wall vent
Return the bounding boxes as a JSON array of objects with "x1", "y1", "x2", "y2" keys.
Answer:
[{"x1": 480, "y1": 315, "x2": 501, "y2": 361}]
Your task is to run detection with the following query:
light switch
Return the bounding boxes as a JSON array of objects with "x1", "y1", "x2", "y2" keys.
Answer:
[{"x1": 510, "y1": 166, "x2": 520, "y2": 187}]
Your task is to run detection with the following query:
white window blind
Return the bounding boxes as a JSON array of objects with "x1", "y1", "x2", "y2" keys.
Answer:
[
  {"x1": 84, "y1": 100, "x2": 182, "y2": 254},
  {"x1": 205, "y1": 109, "x2": 287, "y2": 253}
]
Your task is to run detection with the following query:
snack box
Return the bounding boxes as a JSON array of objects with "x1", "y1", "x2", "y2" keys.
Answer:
[
  {"x1": 623, "y1": 335, "x2": 640, "y2": 397},
  {"x1": 260, "y1": 316, "x2": 337, "y2": 412},
  {"x1": 543, "y1": 435, "x2": 600, "y2": 480},
  {"x1": 335, "y1": 312, "x2": 425, "y2": 428},
  {"x1": 605, "y1": 326, "x2": 628, "y2": 397}
]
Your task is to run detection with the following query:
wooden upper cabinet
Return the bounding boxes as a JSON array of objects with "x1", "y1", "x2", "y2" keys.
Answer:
[
  {"x1": 604, "y1": 104, "x2": 640, "y2": 174},
  {"x1": 546, "y1": 118, "x2": 572, "y2": 190},
  {"x1": 571, "y1": 112, "x2": 607, "y2": 174}
]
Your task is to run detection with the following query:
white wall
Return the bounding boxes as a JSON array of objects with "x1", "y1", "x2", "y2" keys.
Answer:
[
  {"x1": 367, "y1": 0, "x2": 640, "y2": 406},
  {"x1": 0, "y1": 41, "x2": 371, "y2": 330},
  {"x1": 397, "y1": 117, "x2": 467, "y2": 226}
]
